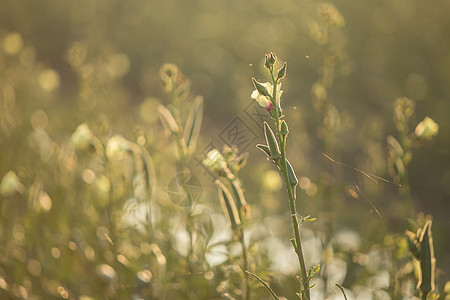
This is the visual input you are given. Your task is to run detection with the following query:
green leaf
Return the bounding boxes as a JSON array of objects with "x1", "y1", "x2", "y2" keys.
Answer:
[
  {"x1": 264, "y1": 122, "x2": 280, "y2": 160},
  {"x1": 386, "y1": 135, "x2": 404, "y2": 157},
  {"x1": 277, "y1": 62, "x2": 287, "y2": 80},
  {"x1": 252, "y1": 78, "x2": 270, "y2": 97},
  {"x1": 183, "y1": 96, "x2": 203, "y2": 153},
  {"x1": 290, "y1": 238, "x2": 297, "y2": 250},
  {"x1": 312, "y1": 264, "x2": 320, "y2": 273},
  {"x1": 418, "y1": 220, "x2": 435, "y2": 297},
  {"x1": 256, "y1": 144, "x2": 271, "y2": 157},
  {"x1": 405, "y1": 230, "x2": 420, "y2": 259},
  {"x1": 299, "y1": 215, "x2": 317, "y2": 223},
  {"x1": 286, "y1": 159, "x2": 298, "y2": 187}
]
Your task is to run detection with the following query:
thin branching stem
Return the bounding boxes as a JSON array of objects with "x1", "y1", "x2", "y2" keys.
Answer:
[{"x1": 246, "y1": 271, "x2": 280, "y2": 300}]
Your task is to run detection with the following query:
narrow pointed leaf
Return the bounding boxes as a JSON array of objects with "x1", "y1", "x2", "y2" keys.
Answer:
[
  {"x1": 256, "y1": 144, "x2": 271, "y2": 157},
  {"x1": 405, "y1": 230, "x2": 420, "y2": 259},
  {"x1": 264, "y1": 122, "x2": 280, "y2": 159},
  {"x1": 183, "y1": 96, "x2": 203, "y2": 152},
  {"x1": 252, "y1": 78, "x2": 270, "y2": 97},
  {"x1": 277, "y1": 62, "x2": 287, "y2": 80},
  {"x1": 418, "y1": 220, "x2": 435, "y2": 296},
  {"x1": 290, "y1": 238, "x2": 297, "y2": 251},
  {"x1": 215, "y1": 180, "x2": 241, "y2": 229}
]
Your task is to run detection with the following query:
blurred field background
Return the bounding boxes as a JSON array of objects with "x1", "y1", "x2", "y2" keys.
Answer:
[{"x1": 1, "y1": 0, "x2": 449, "y2": 299}]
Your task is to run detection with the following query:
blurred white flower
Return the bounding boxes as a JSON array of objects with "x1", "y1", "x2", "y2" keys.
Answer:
[
  {"x1": 415, "y1": 117, "x2": 439, "y2": 140},
  {"x1": 0, "y1": 171, "x2": 25, "y2": 197},
  {"x1": 71, "y1": 123, "x2": 93, "y2": 151},
  {"x1": 106, "y1": 135, "x2": 129, "y2": 160}
]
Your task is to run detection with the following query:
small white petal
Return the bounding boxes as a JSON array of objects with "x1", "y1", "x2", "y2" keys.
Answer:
[{"x1": 251, "y1": 90, "x2": 259, "y2": 99}]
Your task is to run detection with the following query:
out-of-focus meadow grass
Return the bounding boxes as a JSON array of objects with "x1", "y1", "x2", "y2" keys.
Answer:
[{"x1": 0, "y1": 0, "x2": 449, "y2": 299}]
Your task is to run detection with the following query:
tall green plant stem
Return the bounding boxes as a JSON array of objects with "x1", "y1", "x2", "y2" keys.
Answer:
[
  {"x1": 270, "y1": 71, "x2": 310, "y2": 300},
  {"x1": 222, "y1": 169, "x2": 251, "y2": 299},
  {"x1": 238, "y1": 226, "x2": 251, "y2": 300}
]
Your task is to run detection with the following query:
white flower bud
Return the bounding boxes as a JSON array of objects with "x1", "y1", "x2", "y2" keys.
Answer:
[
  {"x1": 250, "y1": 81, "x2": 283, "y2": 112},
  {"x1": 203, "y1": 149, "x2": 227, "y2": 171}
]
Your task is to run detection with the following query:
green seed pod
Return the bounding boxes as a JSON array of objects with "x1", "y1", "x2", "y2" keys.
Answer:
[
  {"x1": 230, "y1": 179, "x2": 250, "y2": 217},
  {"x1": 405, "y1": 230, "x2": 420, "y2": 259},
  {"x1": 418, "y1": 220, "x2": 435, "y2": 297},
  {"x1": 157, "y1": 105, "x2": 179, "y2": 134},
  {"x1": 215, "y1": 180, "x2": 241, "y2": 229},
  {"x1": 175, "y1": 80, "x2": 191, "y2": 101},
  {"x1": 252, "y1": 78, "x2": 270, "y2": 98},
  {"x1": 264, "y1": 122, "x2": 280, "y2": 160},
  {"x1": 183, "y1": 96, "x2": 203, "y2": 154}
]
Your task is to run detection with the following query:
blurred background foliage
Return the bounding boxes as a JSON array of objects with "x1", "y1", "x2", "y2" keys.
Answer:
[{"x1": 0, "y1": 0, "x2": 449, "y2": 299}]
